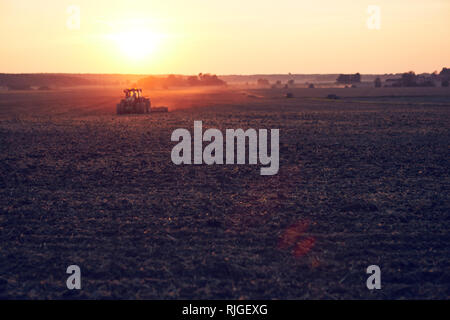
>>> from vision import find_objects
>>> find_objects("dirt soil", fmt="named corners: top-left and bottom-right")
top-left (0, 87), bottom-right (449, 299)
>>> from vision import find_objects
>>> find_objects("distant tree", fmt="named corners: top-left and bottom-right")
top-left (308, 83), bottom-right (315, 89)
top-left (187, 75), bottom-right (200, 86)
top-left (439, 68), bottom-right (450, 82)
top-left (427, 81), bottom-right (436, 87)
top-left (374, 77), bottom-right (382, 88)
top-left (257, 78), bottom-right (270, 87)
top-left (439, 67), bottom-right (450, 76)
top-left (337, 73), bottom-right (361, 84)
top-left (198, 73), bottom-right (226, 86)
top-left (7, 84), bottom-right (32, 90)
top-left (166, 74), bottom-right (184, 87)
top-left (401, 71), bottom-right (417, 87)
top-left (137, 73), bottom-right (225, 89)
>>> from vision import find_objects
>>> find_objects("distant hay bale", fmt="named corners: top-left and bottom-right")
top-left (285, 92), bottom-right (294, 98)
top-left (308, 84), bottom-right (315, 89)
top-left (326, 94), bottom-right (340, 100)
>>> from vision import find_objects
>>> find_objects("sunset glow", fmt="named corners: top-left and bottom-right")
top-left (0, 0), bottom-right (449, 74)
top-left (108, 30), bottom-right (164, 61)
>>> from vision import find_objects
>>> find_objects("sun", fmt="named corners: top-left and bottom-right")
top-left (111, 30), bottom-right (163, 61)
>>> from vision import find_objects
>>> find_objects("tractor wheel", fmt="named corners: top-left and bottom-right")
top-left (117, 102), bottom-right (127, 115)
top-left (140, 103), bottom-right (145, 114)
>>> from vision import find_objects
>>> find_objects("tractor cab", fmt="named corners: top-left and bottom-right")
top-left (124, 88), bottom-right (143, 101)
top-left (117, 88), bottom-right (151, 114)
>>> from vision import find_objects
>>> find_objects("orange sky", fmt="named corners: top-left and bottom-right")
top-left (0, 0), bottom-right (449, 74)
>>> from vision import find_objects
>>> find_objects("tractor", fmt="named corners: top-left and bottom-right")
top-left (116, 88), bottom-right (151, 115)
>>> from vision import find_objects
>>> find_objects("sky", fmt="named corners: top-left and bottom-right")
top-left (0, 0), bottom-right (449, 74)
